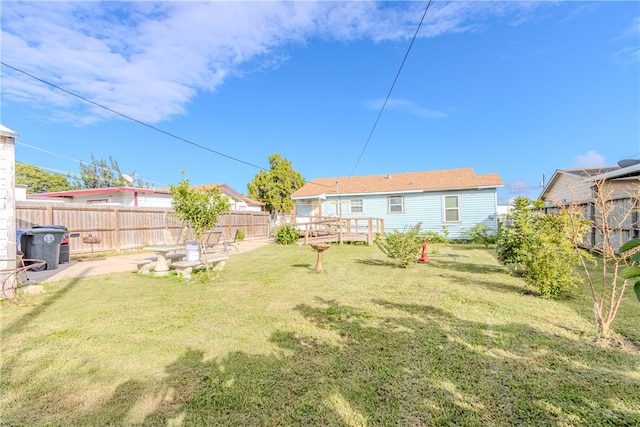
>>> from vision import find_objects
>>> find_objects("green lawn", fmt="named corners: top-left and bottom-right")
top-left (1, 244), bottom-right (639, 426)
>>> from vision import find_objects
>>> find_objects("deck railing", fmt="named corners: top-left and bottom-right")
top-left (277, 215), bottom-right (384, 245)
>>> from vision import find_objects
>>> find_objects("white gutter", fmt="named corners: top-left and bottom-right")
top-left (293, 186), bottom-right (501, 199)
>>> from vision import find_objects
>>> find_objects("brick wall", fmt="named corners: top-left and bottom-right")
top-left (0, 125), bottom-right (18, 297)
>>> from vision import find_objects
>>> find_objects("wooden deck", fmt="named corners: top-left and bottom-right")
top-left (300, 232), bottom-right (371, 245)
top-left (279, 216), bottom-right (384, 245)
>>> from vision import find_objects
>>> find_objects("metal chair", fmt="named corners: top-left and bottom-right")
top-left (204, 231), bottom-right (223, 252)
top-left (222, 230), bottom-right (240, 253)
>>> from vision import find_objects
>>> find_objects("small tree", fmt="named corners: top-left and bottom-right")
top-left (375, 223), bottom-right (423, 268)
top-left (562, 177), bottom-right (639, 339)
top-left (78, 154), bottom-right (126, 188)
top-left (247, 153), bottom-right (305, 214)
top-left (496, 197), bottom-right (534, 268)
top-left (170, 178), bottom-right (230, 277)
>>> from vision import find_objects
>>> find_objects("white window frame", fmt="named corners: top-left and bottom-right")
top-left (388, 195), bottom-right (404, 213)
top-left (443, 195), bottom-right (460, 222)
top-left (350, 199), bottom-right (363, 214)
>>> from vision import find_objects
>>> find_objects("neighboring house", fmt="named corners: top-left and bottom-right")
top-left (291, 168), bottom-right (504, 239)
top-left (190, 183), bottom-right (264, 212)
top-left (28, 183), bottom-right (264, 211)
top-left (538, 166), bottom-right (620, 206)
top-left (28, 186), bottom-right (174, 207)
top-left (496, 204), bottom-right (513, 222)
top-left (15, 184), bottom-right (27, 201)
top-left (538, 161), bottom-right (640, 250)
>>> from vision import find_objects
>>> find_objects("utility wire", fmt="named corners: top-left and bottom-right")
top-left (16, 141), bottom-right (168, 186)
top-left (2, 61), bottom-right (335, 193)
top-left (16, 160), bottom-right (84, 183)
top-left (1, 61), bottom-right (267, 172)
top-left (3, 0), bottom-right (433, 195)
top-left (347, 0), bottom-right (433, 181)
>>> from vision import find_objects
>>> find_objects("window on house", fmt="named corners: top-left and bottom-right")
top-left (350, 199), bottom-right (363, 214)
top-left (389, 196), bottom-right (404, 213)
top-left (444, 195), bottom-right (460, 222)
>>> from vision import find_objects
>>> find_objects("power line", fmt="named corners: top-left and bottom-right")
top-left (348, 0), bottom-right (433, 180)
top-left (2, 0), bottom-right (432, 196)
top-left (1, 61), bottom-right (268, 172)
top-left (16, 141), bottom-right (168, 187)
top-left (16, 161), bottom-right (84, 182)
top-left (3, 61), bottom-right (334, 194)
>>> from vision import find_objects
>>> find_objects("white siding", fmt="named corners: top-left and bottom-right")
top-left (136, 193), bottom-right (173, 208)
top-left (69, 192), bottom-right (173, 208)
top-left (545, 173), bottom-right (593, 204)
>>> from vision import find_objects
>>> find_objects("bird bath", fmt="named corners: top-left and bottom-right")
top-left (310, 243), bottom-right (331, 271)
top-left (81, 234), bottom-right (103, 261)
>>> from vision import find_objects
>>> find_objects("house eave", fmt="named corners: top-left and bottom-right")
top-left (29, 187), bottom-right (163, 198)
top-left (293, 185), bottom-right (501, 200)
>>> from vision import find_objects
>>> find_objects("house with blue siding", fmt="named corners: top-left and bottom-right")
top-left (291, 168), bottom-right (503, 239)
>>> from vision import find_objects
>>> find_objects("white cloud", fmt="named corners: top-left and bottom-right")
top-left (575, 150), bottom-right (607, 168)
top-left (363, 98), bottom-right (448, 119)
top-left (620, 16), bottom-right (640, 39)
top-left (1, 1), bottom-right (548, 124)
top-left (612, 46), bottom-right (640, 65)
top-left (612, 17), bottom-right (640, 65)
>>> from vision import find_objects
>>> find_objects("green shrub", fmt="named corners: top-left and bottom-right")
top-left (497, 196), bottom-right (580, 299)
top-left (468, 223), bottom-right (497, 248)
top-left (375, 223), bottom-right (423, 268)
top-left (275, 225), bottom-right (300, 245)
top-left (236, 230), bottom-right (245, 241)
top-left (522, 212), bottom-right (581, 298)
top-left (441, 225), bottom-right (450, 243)
top-left (419, 231), bottom-right (446, 244)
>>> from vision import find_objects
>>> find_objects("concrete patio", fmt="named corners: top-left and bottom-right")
top-left (20, 237), bottom-right (274, 284)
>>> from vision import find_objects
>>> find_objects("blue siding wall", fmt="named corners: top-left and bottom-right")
top-left (319, 189), bottom-right (498, 239)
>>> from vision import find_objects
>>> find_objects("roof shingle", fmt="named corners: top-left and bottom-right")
top-left (292, 168), bottom-right (503, 198)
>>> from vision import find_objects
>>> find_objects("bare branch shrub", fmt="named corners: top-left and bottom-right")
top-left (558, 175), bottom-right (639, 339)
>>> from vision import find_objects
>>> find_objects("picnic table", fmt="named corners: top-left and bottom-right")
top-left (142, 244), bottom-right (185, 276)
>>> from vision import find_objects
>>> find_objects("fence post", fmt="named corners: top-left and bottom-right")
top-left (114, 207), bottom-right (121, 251)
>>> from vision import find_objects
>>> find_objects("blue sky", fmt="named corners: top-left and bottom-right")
top-left (2, 1), bottom-right (638, 205)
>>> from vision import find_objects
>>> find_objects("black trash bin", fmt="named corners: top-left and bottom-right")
top-left (33, 225), bottom-right (70, 264)
top-left (21, 228), bottom-right (66, 270)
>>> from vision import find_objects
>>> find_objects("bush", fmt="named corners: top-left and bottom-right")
top-left (236, 230), bottom-right (245, 241)
top-left (497, 197), bottom-right (580, 299)
top-left (375, 223), bottom-right (423, 268)
top-left (419, 231), bottom-right (446, 244)
top-left (275, 225), bottom-right (300, 245)
top-left (469, 223), bottom-right (497, 248)
top-left (519, 212), bottom-right (580, 298)
top-left (441, 226), bottom-right (450, 243)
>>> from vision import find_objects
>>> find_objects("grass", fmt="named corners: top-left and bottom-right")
top-left (1, 243), bottom-right (639, 426)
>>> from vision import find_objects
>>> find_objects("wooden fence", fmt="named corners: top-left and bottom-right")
top-left (16, 201), bottom-right (270, 256)
top-left (542, 196), bottom-right (638, 252)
